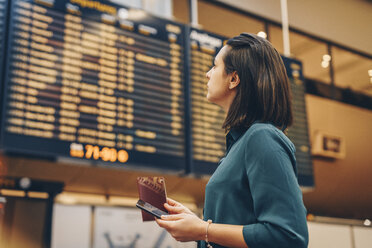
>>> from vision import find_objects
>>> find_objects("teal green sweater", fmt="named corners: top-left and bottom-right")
top-left (199, 122), bottom-right (308, 248)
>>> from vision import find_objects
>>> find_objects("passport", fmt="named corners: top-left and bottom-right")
top-left (136, 177), bottom-right (167, 221)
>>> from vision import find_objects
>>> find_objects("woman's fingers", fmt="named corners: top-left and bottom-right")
top-left (165, 198), bottom-right (195, 215)
top-left (161, 213), bottom-right (184, 221)
top-left (155, 214), bottom-right (183, 229)
top-left (155, 218), bottom-right (170, 228)
top-left (155, 213), bottom-right (206, 242)
top-left (164, 203), bottom-right (184, 213)
top-left (166, 197), bottom-right (180, 206)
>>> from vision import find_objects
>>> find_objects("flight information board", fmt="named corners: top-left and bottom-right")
top-left (0, 0), bottom-right (186, 171)
top-left (0, 0), bottom-right (314, 186)
top-left (0, 0), bottom-right (8, 95)
top-left (283, 57), bottom-right (314, 187)
top-left (188, 28), bottom-right (227, 174)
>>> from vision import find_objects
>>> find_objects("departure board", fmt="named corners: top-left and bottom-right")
top-left (0, 0), bottom-right (8, 94)
top-left (188, 28), bottom-right (227, 174)
top-left (0, 0), bottom-right (186, 171)
top-left (283, 57), bottom-right (314, 187)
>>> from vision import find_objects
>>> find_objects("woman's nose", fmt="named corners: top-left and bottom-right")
top-left (206, 69), bottom-right (211, 79)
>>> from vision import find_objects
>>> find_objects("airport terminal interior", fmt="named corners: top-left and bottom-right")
top-left (0, 0), bottom-right (371, 247)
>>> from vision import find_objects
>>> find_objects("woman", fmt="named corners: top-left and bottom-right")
top-left (155, 33), bottom-right (309, 248)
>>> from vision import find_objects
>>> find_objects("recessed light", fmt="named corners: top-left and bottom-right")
top-left (323, 54), bottom-right (331, 62)
top-left (321, 61), bottom-right (329, 68)
top-left (364, 219), bottom-right (371, 226)
top-left (257, 31), bottom-right (267, 39)
top-left (118, 8), bottom-right (129, 19)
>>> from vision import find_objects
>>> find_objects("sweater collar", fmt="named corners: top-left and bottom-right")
top-left (226, 127), bottom-right (246, 153)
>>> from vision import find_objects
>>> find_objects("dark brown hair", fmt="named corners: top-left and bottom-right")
top-left (222, 33), bottom-right (293, 132)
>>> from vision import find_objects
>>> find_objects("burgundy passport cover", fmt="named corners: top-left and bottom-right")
top-left (137, 177), bottom-right (167, 221)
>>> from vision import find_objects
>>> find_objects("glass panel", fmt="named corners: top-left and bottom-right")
top-left (268, 25), bottom-right (284, 54)
top-left (269, 25), bottom-right (331, 84)
top-left (332, 46), bottom-right (372, 97)
top-left (111, 0), bottom-right (173, 19)
top-left (172, 0), bottom-right (189, 23)
top-left (110, 0), bottom-right (141, 8)
top-left (143, 0), bottom-right (173, 19)
top-left (198, 1), bottom-right (265, 38)
top-left (290, 32), bottom-right (331, 84)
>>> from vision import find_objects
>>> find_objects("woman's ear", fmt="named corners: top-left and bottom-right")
top-left (229, 71), bottom-right (240, 89)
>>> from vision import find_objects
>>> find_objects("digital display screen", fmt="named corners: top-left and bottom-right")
top-left (283, 57), bottom-right (314, 187)
top-left (0, 0), bottom-right (186, 171)
top-left (0, 0), bottom-right (313, 186)
top-left (0, 0), bottom-right (8, 93)
top-left (188, 28), bottom-right (227, 174)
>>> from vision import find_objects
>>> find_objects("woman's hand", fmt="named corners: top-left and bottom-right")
top-left (163, 198), bottom-right (195, 215)
top-left (155, 198), bottom-right (206, 242)
top-left (155, 213), bottom-right (207, 242)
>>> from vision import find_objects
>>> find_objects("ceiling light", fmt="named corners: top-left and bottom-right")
top-left (257, 31), bottom-right (267, 39)
top-left (321, 61), bottom-right (329, 68)
top-left (128, 9), bottom-right (146, 20)
top-left (118, 8), bottom-right (129, 19)
top-left (0, 189), bottom-right (26, 197)
top-left (368, 69), bottom-right (372, 77)
top-left (28, 191), bottom-right (49, 199)
top-left (323, 54), bottom-right (331, 62)
top-left (19, 177), bottom-right (31, 189)
top-left (56, 194), bottom-right (77, 205)
top-left (364, 219), bottom-right (371, 226)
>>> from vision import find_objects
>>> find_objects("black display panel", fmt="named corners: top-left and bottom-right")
top-left (0, 0), bottom-right (9, 93)
top-left (0, 0), bottom-right (186, 171)
top-left (188, 28), bottom-right (227, 174)
top-left (283, 57), bottom-right (314, 187)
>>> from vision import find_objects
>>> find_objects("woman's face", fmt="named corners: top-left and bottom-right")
top-left (206, 46), bottom-right (233, 109)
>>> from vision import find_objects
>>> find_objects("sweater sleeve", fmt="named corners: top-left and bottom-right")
top-left (242, 129), bottom-right (309, 248)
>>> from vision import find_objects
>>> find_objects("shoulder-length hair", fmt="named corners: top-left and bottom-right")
top-left (222, 33), bottom-right (293, 132)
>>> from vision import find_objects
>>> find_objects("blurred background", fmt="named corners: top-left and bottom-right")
top-left (0, 0), bottom-right (371, 247)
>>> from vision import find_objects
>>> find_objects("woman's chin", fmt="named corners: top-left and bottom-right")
top-left (207, 94), bottom-right (219, 104)
top-left (206, 94), bottom-right (212, 103)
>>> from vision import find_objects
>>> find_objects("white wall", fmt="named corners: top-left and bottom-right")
top-left (52, 204), bottom-right (196, 248)
top-left (52, 204), bottom-right (92, 248)
top-left (353, 226), bottom-right (372, 248)
top-left (93, 206), bottom-right (196, 248)
top-left (308, 222), bottom-right (372, 248)
top-left (308, 222), bottom-right (352, 248)
top-left (52, 204), bottom-right (372, 248)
